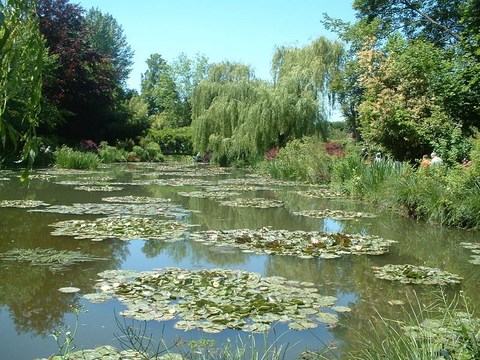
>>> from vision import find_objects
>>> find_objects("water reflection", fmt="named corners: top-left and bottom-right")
top-left (0, 164), bottom-right (478, 359)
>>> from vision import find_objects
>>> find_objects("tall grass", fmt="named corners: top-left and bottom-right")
top-left (263, 137), bottom-right (334, 183)
top-left (98, 142), bottom-right (128, 163)
top-left (54, 146), bottom-right (100, 169)
top-left (350, 291), bottom-right (480, 360)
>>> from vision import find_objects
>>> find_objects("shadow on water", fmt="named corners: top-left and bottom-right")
top-left (0, 164), bottom-right (478, 359)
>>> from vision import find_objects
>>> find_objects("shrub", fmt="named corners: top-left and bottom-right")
top-left (54, 146), bottom-right (100, 169)
top-left (147, 127), bottom-right (193, 155)
top-left (264, 137), bottom-right (333, 183)
top-left (98, 142), bottom-right (128, 163)
top-left (78, 140), bottom-right (99, 153)
top-left (128, 142), bottom-right (164, 162)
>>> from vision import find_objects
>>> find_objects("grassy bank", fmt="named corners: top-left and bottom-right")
top-left (262, 136), bottom-right (480, 230)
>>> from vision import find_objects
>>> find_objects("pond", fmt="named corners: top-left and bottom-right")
top-left (0, 162), bottom-right (478, 359)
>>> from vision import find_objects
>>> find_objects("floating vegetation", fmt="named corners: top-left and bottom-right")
top-left (372, 264), bottom-right (462, 285)
top-left (460, 242), bottom-right (480, 265)
top-left (30, 202), bottom-right (189, 218)
top-left (218, 198), bottom-right (285, 209)
top-left (204, 184), bottom-right (275, 192)
top-left (0, 200), bottom-right (49, 208)
top-left (58, 287), bottom-right (81, 293)
top-left (189, 228), bottom-right (395, 259)
top-left (177, 190), bottom-right (241, 199)
top-left (36, 345), bottom-right (163, 360)
top-left (84, 268), bottom-right (344, 333)
top-left (130, 178), bottom-right (214, 187)
top-left (0, 248), bottom-right (106, 272)
top-left (50, 216), bottom-right (191, 242)
top-left (218, 177), bottom-right (298, 187)
top-left (293, 209), bottom-right (377, 220)
top-left (102, 195), bottom-right (172, 204)
top-left (296, 188), bottom-right (343, 199)
top-left (74, 185), bottom-right (124, 192)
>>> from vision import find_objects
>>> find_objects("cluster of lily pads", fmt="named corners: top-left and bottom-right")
top-left (84, 268), bottom-right (349, 333)
top-left (74, 185), bottom-right (124, 192)
top-left (31, 201), bottom-right (190, 218)
top-left (296, 189), bottom-right (343, 199)
top-left (0, 200), bottom-right (49, 208)
top-left (461, 242), bottom-right (480, 265)
top-left (371, 264), bottom-right (462, 285)
top-left (177, 190), bottom-right (241, 200)
top-left (0, 248), bottom-right (106, 272)
top-left (50, 216), bottom-right (192, 242)
top-left (218, 198), bottom-right (285, 209)
top-left (36, 345), bottom-right (177, 360)
top-left (292, 209), bottom-right (377, 220)
top-left (189, 228), bottom-right (396, 259)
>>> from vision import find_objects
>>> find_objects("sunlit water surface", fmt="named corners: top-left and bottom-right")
top-left (0, 163), bottom-right (478, 359)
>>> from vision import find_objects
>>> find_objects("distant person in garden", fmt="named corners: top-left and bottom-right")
top-left (420, 154), bottom-right (430, 167)
top-left (374, 152), bottom-right (382, 163)
top-left (430, 152), bottom-right (443, 165)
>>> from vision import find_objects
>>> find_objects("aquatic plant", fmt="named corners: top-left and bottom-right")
top-left (0, 248), bottom-right (106, 272)
top-left (189, 228), bottom-right (395, 259)
top-left (0, 200), bottom-right (49, 208)
top-left (293, 209), bottom-right (377, 220)
top-left (349, 291), bottom-right (480, 360)
top-left (296, 188), bottom-right (343, 199)
top-left (218, 198), bottom-right (285, 209)
top-left (84, 268), bottom-right (346, 333)
top-left (74, 185), bottom-right (123, 192)
top-left (50, 216), bottom-right (191, 242)
top-left (31, 201), bottom-right (189, 218)
top-left (461, 242), bottom-right (480, 265)
top-left (177, 190), bottom-right (241, 199)
top-left (372, 264), bottom-right (462, 285)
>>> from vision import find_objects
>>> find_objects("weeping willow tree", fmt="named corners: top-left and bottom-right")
top-left (191, 37), bottom-right (344, 165)
top-left (0, 0), bottom-right (44, 170)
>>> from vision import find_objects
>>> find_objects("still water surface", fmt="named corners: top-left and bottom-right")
top-left (0, 163), bottom-right (478, 359)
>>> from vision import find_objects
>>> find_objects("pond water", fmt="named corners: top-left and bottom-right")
top-left (0, 162), bottom-right (478, 359)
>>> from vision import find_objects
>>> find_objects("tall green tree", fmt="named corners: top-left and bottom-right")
top-left (84, 8), bottom-right (134, 89)
top-left (37, 0), bottom-right (129, 143)
top-left (191, 36), bottom-right (343, 167)
top-left (0, 0), bottom-right (44, 167)
top-left (352, 0), bottom-right (465, 46)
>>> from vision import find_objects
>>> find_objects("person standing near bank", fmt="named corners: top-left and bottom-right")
top-left (430, 152), bottom-right (443, 165)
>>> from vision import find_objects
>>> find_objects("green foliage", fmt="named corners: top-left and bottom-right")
top-left (98, 141), bottom-right (128, 163)
top-left (147, 127), bottom-right (192, 155)
top-left (263, 137), bottom-right (333, 183)
top-left (85, 7), bottom-right (134, 87)
top-left (192, 38), bottom-right (344, 166)
top-left (351, 291), bottom-right (480, 360)
top-left (0, 0), bottom-right (44, 168)
top-left (129, 142), bottom-right (164, 162)
top-left (54, 146), bottom-right (100, 169)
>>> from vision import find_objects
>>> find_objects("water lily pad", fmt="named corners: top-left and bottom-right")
top-left (218, 198), bottom-right (285, 208)
top-left (84, 268), bottom-right (343, 333)
top-left (102, 196), bottom-right (172, 204)
top-left (31, 201), bottom-right (190, 218)
top-left (189, 228), bottom-right (395, 259)
top-left (177, 191), bottom-right (241, 200)
top-left (460, 242), bottom-right (480, 265)
top-left (0, 248), bottom-right (106, 272)
top-left (58, 287), bottom-right (81, 293)
top-left (50, 216), bottom-right (191, 242)
top-left (293, 209), bottom-right (377, 220)
top-left (296, 188), bottom-right (343, 199)
top-left (74, 185), bottom-right (123, 192)
top-left (372, 264), bottom-right (462, 285)
top-left (0, 200), bottom-right (49, 208)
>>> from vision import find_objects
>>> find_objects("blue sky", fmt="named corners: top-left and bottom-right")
top-left (75, 0), bottom-right (356, 91)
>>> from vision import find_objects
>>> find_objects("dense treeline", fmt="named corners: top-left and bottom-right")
top-left (1, 0), bottom-right (480, 226)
